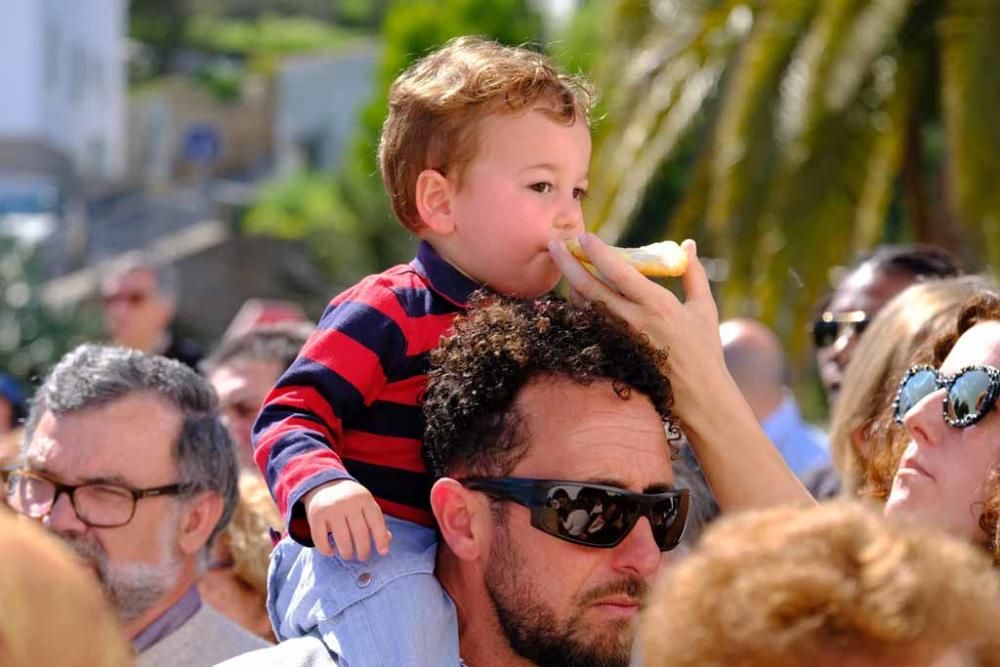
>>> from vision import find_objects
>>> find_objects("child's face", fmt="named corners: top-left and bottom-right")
top-left (442, 107), bottom-right (591, 297)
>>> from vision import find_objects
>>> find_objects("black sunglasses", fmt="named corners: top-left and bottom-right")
top-left (460, 477), bottom-right (688, 552)
top-left (811, 310), bottom-right (870, 349)
top-left (893, 364), bottom-right (1000, 428)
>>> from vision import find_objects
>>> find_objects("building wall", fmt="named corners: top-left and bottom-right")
top-left (40, 0), bottom-right (127, 179)
top-left (275, 42), bottom-right (377, 174)
top-left (0, 0), bottom-right (43, 137)
top-left (0, 0), bottom-right (126, 181)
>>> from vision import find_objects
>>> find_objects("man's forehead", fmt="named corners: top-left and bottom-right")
top-left (512, 378), bottom-right (674, 490)
top-left (102, 267), bottom-right (158, 293)
top-left (25, 397), bottom-right (181, 483)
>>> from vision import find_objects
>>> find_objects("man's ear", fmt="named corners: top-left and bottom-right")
top-left (176, 492), bottom-right (224, 556)
top-left (414, 169), bottom-right (456, 235)
top-left (430, 478), bottom-right (487, 562)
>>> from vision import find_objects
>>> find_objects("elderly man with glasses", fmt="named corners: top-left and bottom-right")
top-left (3, 344), bottom-right (268, 666)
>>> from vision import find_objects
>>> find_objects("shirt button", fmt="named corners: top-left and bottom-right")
top-left (357, 573), bottom-right (373, 588)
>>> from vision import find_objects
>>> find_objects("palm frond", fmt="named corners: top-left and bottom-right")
top-left (939, 0), bottom-right (1000, 269)
top-left (586, 1), bottom-right (753, 241)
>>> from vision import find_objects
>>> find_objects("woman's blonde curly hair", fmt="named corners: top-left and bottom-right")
top-left (641, 502), bottom-right (1000, 666)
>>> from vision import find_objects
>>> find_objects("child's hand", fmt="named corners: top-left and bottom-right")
top-left (303, 479), bottom-right (392, 560)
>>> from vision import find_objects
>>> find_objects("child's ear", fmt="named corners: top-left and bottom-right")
top-left (415, 169), bottom-right (456, 234)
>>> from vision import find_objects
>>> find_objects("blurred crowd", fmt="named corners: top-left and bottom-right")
top-left (2, 237), bottom-right (999, 667)
top-left (3, 33), bottom-right (1000, 667)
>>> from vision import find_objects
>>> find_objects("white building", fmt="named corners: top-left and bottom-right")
top-left (0, 0), bottom-right (127, 183)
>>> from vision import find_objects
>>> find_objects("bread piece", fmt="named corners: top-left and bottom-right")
top-left (565, 238), bottom-right (688, 277)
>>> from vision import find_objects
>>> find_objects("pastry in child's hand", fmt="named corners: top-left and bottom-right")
top-left (566, 238), bottom-right (689, 277)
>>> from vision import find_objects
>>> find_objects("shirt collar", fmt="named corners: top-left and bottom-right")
top-left (410, 241), bottom-right (483, 308)
top-left (132, 585), bottom-right (202, 654)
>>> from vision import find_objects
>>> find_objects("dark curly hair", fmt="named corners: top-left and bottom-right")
top-left (422, 294), bottom-right (675, 478)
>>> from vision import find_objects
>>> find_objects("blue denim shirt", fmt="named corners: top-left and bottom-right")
top-left (762, 396), bottom-right (830, 477)
top-left (268, 516), bottom-right (461, 667)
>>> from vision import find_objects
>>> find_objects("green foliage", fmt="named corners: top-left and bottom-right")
top-left (332, 0), bottom-right (390, 29)
top-left (185, 15), bottom-right (363, 56)
top-left (243, 172), bottom-right (381, 289)
top-left (0, 238), bottom-right (102, 382)
top-left (195, 61), bottom-right (245, 102)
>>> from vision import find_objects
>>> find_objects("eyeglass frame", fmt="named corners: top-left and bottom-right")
top-left (460, 476), bottom-right (689, 552)
top-left (810, 310), bottom-right (870, 349)
top-left (2, 468), bottom-right (191, 528)
top-left (892, 364), bottom-right (1000, 429)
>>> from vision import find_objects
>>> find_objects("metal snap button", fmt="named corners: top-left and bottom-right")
top-left (357, 572), bottom-right (373, 588)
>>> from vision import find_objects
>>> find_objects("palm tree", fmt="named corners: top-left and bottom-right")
top-left (584, 0), bottom-right (1000, 357)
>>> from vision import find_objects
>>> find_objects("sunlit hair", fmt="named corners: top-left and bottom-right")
top-left (378, 35), bottom-right (594, 232)
top-left (867, 290), bottom-right (1000, 563)
top-left (223, 473), bottom-right (281, 596)
top-left (0, 514), bottom-right (132, 666)
top-left (640, 502), bottom-right (1000, 666)
top-left (829, 276), bottom-right (997, 496)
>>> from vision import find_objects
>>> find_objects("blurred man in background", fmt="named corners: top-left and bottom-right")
top-left (721, 318), bottom-right (829, 478)
top-left (101, 255), bottom-right (204, 369)
top-left (813, 244), bottom-right (962, 407)
top-left (201, 323), bottom-right (312, 471)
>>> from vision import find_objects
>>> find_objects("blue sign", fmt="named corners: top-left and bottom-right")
top-left (183, 124), bottom-right (221, 165)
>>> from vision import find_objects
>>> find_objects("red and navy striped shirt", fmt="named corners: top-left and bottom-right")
top-left (253, 242), bottom-right (481, 545)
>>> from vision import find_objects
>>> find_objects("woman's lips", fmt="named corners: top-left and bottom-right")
top-left (897, 456), bottom-right (934, 480)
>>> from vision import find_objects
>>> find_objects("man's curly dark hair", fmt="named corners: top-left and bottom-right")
top-left (422, 293), bottom-right (676, 478)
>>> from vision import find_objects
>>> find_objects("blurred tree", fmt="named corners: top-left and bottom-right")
top-left (130, 0), bottom-right (195, 75)
top-left (331, 0), bottom-right (390, 29)
top-left (0, 238), bottom-right (102, 384)
top-left (585, 0), bottom-right (1000, 361)
top-left (245, 0), bottom-right (544, 282)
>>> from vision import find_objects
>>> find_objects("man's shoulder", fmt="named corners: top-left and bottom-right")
top-left (215, 636), bottom-right (337, 667)
top-left (138, 604), bottom-right (270, 667)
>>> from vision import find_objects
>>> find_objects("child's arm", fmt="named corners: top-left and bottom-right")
top-left (252, 284), bottom-right (409, 548)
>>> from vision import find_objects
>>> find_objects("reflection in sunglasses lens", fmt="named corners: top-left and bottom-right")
top-left (947, 370), bottom-right (991, 422)
top-left (898, 369), bottom-right (938, 420)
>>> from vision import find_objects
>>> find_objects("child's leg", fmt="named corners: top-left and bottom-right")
top-left (268, 516), bottom-right (460, 667)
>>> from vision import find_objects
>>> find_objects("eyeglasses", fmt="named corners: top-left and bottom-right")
top-left (2, 469), bottom-right (189, 528)
top-left (460, 477), bottom-right (688, 551)
top-left (101, 291), bottom-right (151, 307)
top-left (893, 364), bottom-right (1000, 428)
top-left (811, 310), bottom-right (870, 349)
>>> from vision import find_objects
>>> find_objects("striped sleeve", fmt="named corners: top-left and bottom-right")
top-left (252, 281), bottom-right (411, 543)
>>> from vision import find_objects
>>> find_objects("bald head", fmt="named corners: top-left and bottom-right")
top-left (720, 318), bottom-right (786, 421)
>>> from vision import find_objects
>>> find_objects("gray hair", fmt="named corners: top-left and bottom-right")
top-left (24, 344), bottom-right (238, 545)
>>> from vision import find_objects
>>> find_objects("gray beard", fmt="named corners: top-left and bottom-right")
top-left (484, 513), bottom-right (640, 667)
top-left (59, 530), bottom-right (182, 625)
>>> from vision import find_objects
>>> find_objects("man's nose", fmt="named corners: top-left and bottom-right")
top-left (611, 516), bottom-right (662, 579)
top-left (43, 489), bottom-right (86, 534)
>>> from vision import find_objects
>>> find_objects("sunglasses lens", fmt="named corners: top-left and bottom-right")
top-left (896, 369), bottom-right (938, 421)
top-left (947, 369), bottom-right (993, 423)
top-left (812, 320), bottom-right (839, 348)
top-left (649, 493), bottom-right (688, 551)
top-left (542, 485), bottom-right (633, 547)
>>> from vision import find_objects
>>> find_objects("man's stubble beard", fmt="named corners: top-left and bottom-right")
top-left (58, 508), bottom-right (185, 625)
top-left (484, 508), bottom-right (645, 667)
